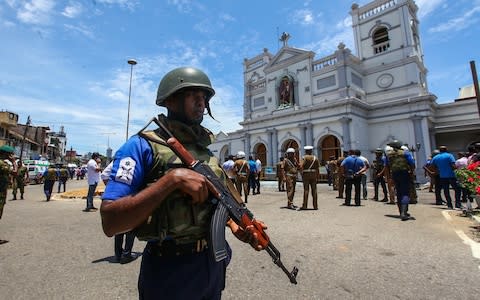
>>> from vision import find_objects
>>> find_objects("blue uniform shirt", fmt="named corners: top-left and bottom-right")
top-left (102, 135), bottom-right (154, 200)
top-left (341, 155), bottom-right (365, 173)
top-left (430, 152), bottom-right (455, 178)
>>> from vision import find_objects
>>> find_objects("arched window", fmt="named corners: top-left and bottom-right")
top-left (373, 27), bottom-right (390, 54)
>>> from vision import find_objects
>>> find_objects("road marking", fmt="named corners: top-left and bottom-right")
top-left (441, 210), bottom-right (452, 221)
top-left (442, 210), bottom-right (480, 270)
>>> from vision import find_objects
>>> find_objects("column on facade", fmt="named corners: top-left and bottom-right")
top-left (273, 129), bottom-right (278, 165)
top-left (300, 125), bottom-right (307, 155)
top-left (267, 129), bottom-right (274, 167)
top-left (306, 122), bottom-right (313, 147)
top-left (411, 115), bottom-right (427, 182)
top-left (339, 117), bottom-right (352, 150)
top-left (245, 133), bottom-right (251, 157)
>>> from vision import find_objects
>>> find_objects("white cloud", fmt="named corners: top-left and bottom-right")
top-left (62, 1), bottom-right (83, 18)
top-left (428, 5), bottom-right (480, 33)
top-left (415, 0), bottom-right (445, 19)
top-left (167, 0), bottom-right (205, 14)
top-left (17, 0), bottom-right (56, 25)
top-left (96, 0), bottom-right (138, 11)
top-left (291, 9), bottom-right (315, 25)
top-left (63, 23), bottom-right (95, 39)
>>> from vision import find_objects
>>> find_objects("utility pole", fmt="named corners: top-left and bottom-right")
top-left (126, 59), bottom-right (137, 141)
top-left (19, 115), bottom-right (31, 161)
top-left (470, 61), bottom-right (480, 118)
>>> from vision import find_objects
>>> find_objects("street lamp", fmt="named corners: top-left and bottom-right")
top-left (126, 59), bottom-right (137, 142)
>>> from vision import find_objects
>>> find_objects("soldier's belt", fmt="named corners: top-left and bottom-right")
top-left (287, 174), bottom-right (297, 177)
top-left (302, 170), bottom-right (316, 173)
top-left (238, 172), bottom-right (247, 176)
top-left (147, 238), bottom-right (208, 257)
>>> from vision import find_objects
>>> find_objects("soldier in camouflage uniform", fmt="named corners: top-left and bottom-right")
top-left (100, 67), bottom-right (266, 299)
top-left (371, 148), bottom-right (388, 202)
top-left (1, 145), bottom-right (16, 244)
top-left (300, 146), bottom-right (319, 210)
top-left (385, 140), bottom-right (415, 221)
top-left (57, 164), bottom-right (69, 193)
top-left (43, 165), bottom-right (57, 201)
top-left (327, 156), bottom-right (338, 190)
top-left (13, 160), bottom-right (28, 200)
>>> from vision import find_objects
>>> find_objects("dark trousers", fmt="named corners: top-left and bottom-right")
top-left (43, 180), bottom-right (55, 201)
top-left (434, 175), bottom-right (443, 204)
top-left (392, 170), bottom-right (411, 204)
top-left (345, 176), bottom-right (361, 205)
top-left (138, 242), bottom-right (230, 300)
top-left (373, 175), bottom-right (388, 200)
top-left (438, 177), bottom-right (461, 208)
top-left (57, 180), bottom-right (67, 193)
top-left (247, 173), bottom-right (257, 194)
top-left (115, 231), bottom-right (135, 259)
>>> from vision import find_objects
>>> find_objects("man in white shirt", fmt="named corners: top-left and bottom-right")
top-left (255, 157), bottom-right (262, 194)
top-left (85, 152), bottom-right (101, 212)
top-left (222, 155), bottom-right (236, 185)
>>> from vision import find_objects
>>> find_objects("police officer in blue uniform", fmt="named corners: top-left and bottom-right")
top-left (100, 67), bottom-right (266, 299)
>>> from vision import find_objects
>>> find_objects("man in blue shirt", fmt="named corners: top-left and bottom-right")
top-left (340, 150), bottom-right (367, 206)
top-left (247, 156), bottom-right (257, 196)
top-left (100, 67), bottom-right (266, 299)
top-left (431, 145), bottom-right (461, 209)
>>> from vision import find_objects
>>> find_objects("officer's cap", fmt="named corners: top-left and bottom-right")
top-left (236, 151), bottom-right (245, 159)
top-left (375, 148), bottom-right (383, 153)
top-left (286, 148), bottom-right (295, 153)
top-left (304, 145), bottom-right (313, 150)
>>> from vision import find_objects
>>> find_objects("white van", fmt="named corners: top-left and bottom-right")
top-left (24, 159), bottom-right (50, 184)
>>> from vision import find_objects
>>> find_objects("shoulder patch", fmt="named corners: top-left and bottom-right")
top-left (115, 157), bottom-right (136, 185)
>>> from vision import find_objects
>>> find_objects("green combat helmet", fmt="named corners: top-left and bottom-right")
top-left (156, 67), bottom-right (215, 107)
top-left (388, 140), bottom-right (403, 149)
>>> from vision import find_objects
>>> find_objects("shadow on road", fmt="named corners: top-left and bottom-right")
top-left (92, 252), bottom-right (143, 264)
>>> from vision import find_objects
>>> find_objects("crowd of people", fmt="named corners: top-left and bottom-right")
top-left (1, 65), bottom-right (479, 299)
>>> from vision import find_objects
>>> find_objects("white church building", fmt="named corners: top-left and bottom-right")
top-left (209, 0), bottom-right (480, 183)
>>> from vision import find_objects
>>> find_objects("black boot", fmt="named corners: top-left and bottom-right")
top-left (400, 204), bottom-right (409, 221)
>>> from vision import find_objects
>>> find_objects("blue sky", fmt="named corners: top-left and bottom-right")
top-left (1, 0), bottom-right (479, 155)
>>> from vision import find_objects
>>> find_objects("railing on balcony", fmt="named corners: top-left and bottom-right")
top-left (359, 0), bottom-right (396, 20)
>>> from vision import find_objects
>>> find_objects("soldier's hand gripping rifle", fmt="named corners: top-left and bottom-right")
top-left (156, 121), bottom-right (298, 284)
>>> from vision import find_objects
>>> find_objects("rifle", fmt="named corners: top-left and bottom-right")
top-left (155, 119), bottom-right (298, 284)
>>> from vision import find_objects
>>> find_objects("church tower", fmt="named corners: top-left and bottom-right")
top-left (350, 0), bottom-right (428, 104)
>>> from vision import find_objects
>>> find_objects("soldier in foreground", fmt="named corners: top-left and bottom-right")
top-left (100, 67), bottom-right (267, 299)
top-left (0, 145), bottom-right (16, 244)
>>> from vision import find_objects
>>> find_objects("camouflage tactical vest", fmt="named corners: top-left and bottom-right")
top-left (387, 149), bottom-right (408, 172)
top-left (0, 160), bottom-right (9, 193)
top-left (59, 168), bottom-right (69, 180)
top-left (133, 115), bottom-right (225, 244)
top-left (45, 169), bottom-right (57, 181)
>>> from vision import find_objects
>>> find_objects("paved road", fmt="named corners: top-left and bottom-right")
top-left (0, 180), bottom-right (479, 299)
